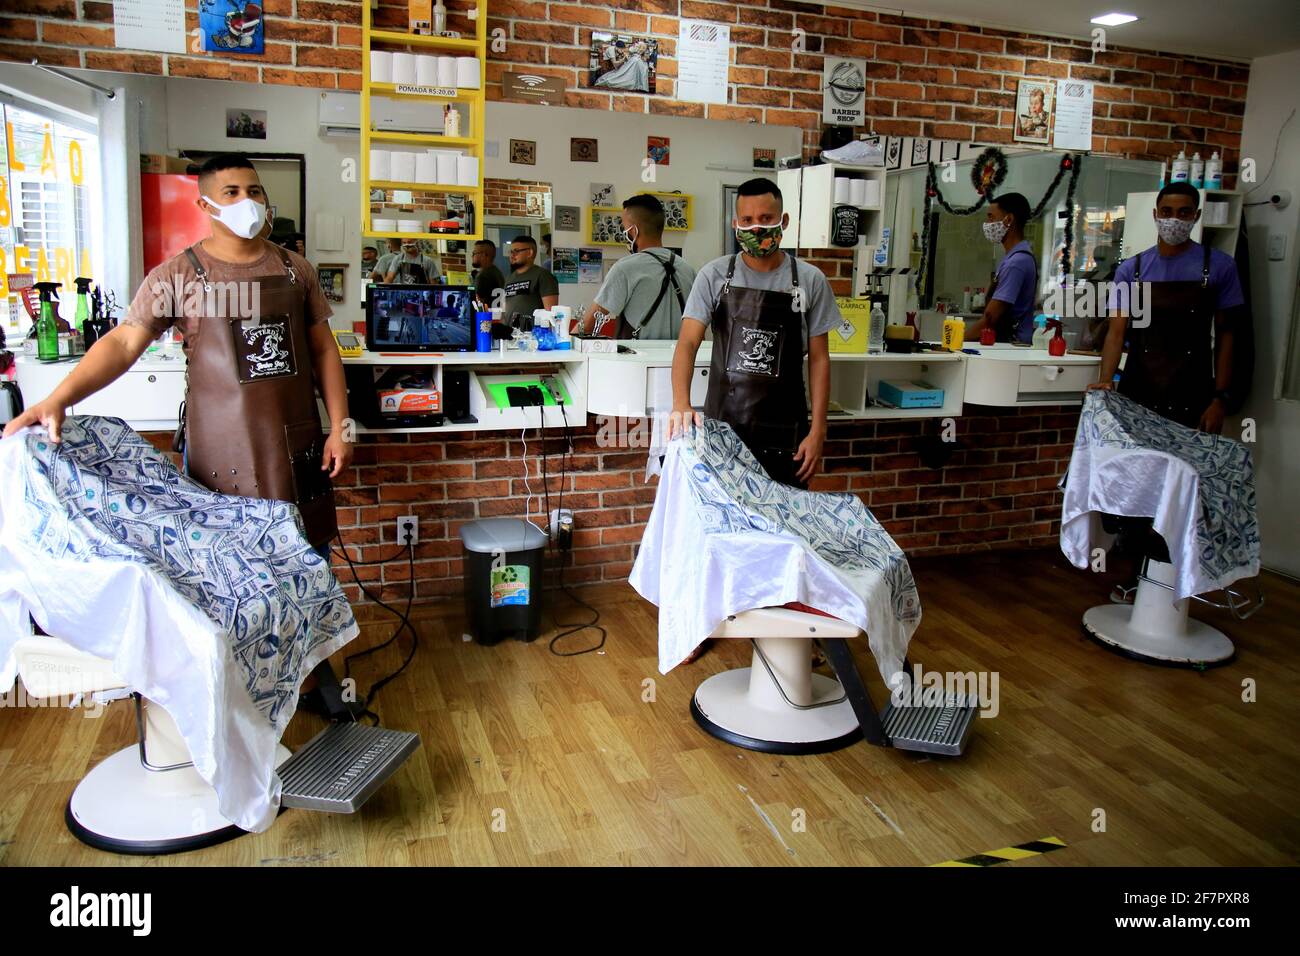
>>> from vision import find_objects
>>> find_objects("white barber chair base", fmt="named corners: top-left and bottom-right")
top-left (1083, 560), bottom-right (1235, 668)
top-left (66, 736), bottom-right (293, 856)
top-left (691, 610), bottom-right (865, 756)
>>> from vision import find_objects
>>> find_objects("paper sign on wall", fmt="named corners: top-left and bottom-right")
top-left (113, 0), bottom-right (186, 55)
top-left (1053, 79), bottom-right (1094, 151)
top-left (822, 58), bottom-right (867, 126)
top-left (677, 20), bottom-right (730, 105)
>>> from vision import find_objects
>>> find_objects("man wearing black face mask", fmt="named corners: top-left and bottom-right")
top-left (667, 177), bottom-right (836, 489)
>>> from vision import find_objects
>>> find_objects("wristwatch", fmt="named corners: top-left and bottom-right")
top-left (1214, 389), bottom-right (1231, 404)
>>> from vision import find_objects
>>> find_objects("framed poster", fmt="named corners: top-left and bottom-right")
top-left (885, 136), bottom-right (903, 171)
top-left (571, 137), bottom-right (599, 162)
top-left (910, 138), bottom-right (930, 166)
top-left (588, 206), bottom-right (625, 246)
top-left (317, 264), bottom-right (346, 304)
top-left (200, 0), bottom-right (263, 54)
top-left (589, 32), bottom-right (658, 94)
top-left (647, 135), bottom-right (670, 165)
top-left (509, 139), bottom-right (536, 165)
top-left (1014, 79), bottom-right (1054, 145)
top-left (555, 205), bottom-right (581, 231)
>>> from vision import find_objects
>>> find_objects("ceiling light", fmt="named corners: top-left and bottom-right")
top-left (1090, 13), bottom-right (1140, 26)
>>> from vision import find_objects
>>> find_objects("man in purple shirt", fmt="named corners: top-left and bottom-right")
top-left (1092, 181), bottom-right (1241, 433)
top-left (969, 192), bottom-right (1038, 344)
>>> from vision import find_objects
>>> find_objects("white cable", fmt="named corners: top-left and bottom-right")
top-left (519, 426), bottom-right (536, 526)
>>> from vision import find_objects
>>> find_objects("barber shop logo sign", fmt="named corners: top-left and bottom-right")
top-left (235, 320), bottom-right (295, 380)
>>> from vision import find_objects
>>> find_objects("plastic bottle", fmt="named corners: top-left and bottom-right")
top-left (1190, 152), bottom-right (1204, 188)
top-left (1170, 150), bottom-right (1190, 183)
top-left (34, 282), bottom-right (61, 362)
top-left (433, 0), bottom-right (447, 33)
top-left (979, 321), bottom-right (996, 347)
top-left (1048, 318), bottom-right (1067, 357)
top-left (868, 299), bottom-right (886, 354)
top-left (942, 316), bottom-right (965, 352)
top-left (1031, 315), bottom-right (1050, 349)
top-left (962, 286), bottom-right (972, 312)
top-left (1157, 161), bottom-right (1167, 189)
top-left (1205, 152), bottom-right (1223, 190)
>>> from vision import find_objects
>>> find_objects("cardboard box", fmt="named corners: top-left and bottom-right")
top-left (876, 379), bottom-right (944, 409)
top-left (379, 387), bottom-right (441, 415)
top-left (830, 297), bottom-right (870, 353)
top-left (140, 154), bottom-right (193, 175)
top-left (409, 0), bottom-right (431, 34)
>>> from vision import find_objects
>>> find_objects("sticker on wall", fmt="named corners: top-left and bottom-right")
top-left (553, 248), bottom-right (579, 283)
top-left (571, 137), bottom-right (599, 162)
top-left (490, 565), bottom-right (530, 607)
top-left (578, 247), bottom-right (604, 284)
top-left (589, 32), bottom-right (658, 95)
top-left (822, 57), bottom-right (866, 126)
top-left (554, 205), bottom-right (581, 232)
top-left (589, 182), bottom-right (615, 206)
top-left (509, 139), bottom-right (536, 165)
top-left (200, 0), bottom-right (265, 54)
top-left (647, 136), bottom-right (670, 166)
top-left (225, 108), bottom-right (266, 140)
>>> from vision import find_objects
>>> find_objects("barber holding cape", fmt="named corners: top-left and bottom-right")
top-left (666, 177), bottom-right (835, 489)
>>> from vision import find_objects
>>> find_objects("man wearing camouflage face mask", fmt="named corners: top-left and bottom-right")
top-left (1091, 181), bottom-right (1242, 432)
top-left (668, 177), bottom-right (837, 489)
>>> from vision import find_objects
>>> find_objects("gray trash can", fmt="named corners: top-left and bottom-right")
top-left (459, 518), bottom-right (547, 645)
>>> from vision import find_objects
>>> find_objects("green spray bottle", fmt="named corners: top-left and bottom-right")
top-left (74, 277), bottom-right (93, 340)
top-left (34, 281), bottom-right (62, 362)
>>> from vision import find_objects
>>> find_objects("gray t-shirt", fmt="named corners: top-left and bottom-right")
top-left (682, 252), bottom-right (840, 347)
top-left (503, 264), bottom-right (559, 321)
top-left (384, 253), bottom-right (441, 285)
top-left (594, 248), bottom-right (699, 340)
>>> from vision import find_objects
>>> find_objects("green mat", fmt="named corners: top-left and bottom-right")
top-left (484, 378), bottom-right (571, 409)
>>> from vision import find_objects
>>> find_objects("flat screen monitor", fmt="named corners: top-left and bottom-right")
top-left (365, 284), bottom-right (473, 352)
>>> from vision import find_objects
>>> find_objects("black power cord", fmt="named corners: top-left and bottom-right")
top-left (330, 526), bottom-right (419, 721)
top-left (546, 397), bottom-right (606, 656)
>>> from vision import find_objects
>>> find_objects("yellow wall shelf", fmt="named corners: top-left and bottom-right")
top-left (362, 2), bottom-right (486, 242)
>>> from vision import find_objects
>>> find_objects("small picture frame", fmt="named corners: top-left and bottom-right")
top-left (317, 264), bottom-right (346, 304)
top-left (509, 139), bottom-right (536, 165)
top-left (939, 141), bottom-right (961, 162)
top-left (910, 138), bottom-right (931, 166)
top-left (571, 137), bottom-right (599, 162)
top-left (588, 206), bottom-right (625, 246)
top-left (555, 205), bottom-right (581, 231)
top-left (885, 136), bottom-right (903, 171)
top-left (650, 192), bottom-right (691, 231)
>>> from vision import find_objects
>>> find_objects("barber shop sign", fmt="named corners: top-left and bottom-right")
top-left (822, 58), bottom-right (867, 126)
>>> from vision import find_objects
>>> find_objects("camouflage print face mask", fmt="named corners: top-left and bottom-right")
top-left (734, 222), bottom-right (783, 257)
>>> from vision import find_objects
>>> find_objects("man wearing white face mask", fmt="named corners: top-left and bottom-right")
top-left (5, 153), bottom-right (351, 555)
top-left (969, 192), bottom-right (1038, 344)
top-left (668, 177), bottom-right (835, 490)
top-left (584, 194), bottom-right (697, 339)
top-left (1091, 181), bottom-right (1241, 432)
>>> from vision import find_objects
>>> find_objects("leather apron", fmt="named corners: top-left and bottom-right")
top-left (987, 247), bottom-right (1037, 343)
top-left (615, 250), bottom-right (687, 340)
top-left (181, 243), bottom-right (338, 547)
top-left (1118, 244), bottom-right (1216, 429)
top-left (702, 253), bottom-right (809, 487)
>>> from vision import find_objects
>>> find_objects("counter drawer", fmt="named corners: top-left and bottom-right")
top-left (76, 368), bottom-right (186, 426)
top-left (1015, 362), bottom-right (1097, 401)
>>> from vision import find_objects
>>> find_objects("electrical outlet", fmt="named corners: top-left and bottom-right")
top-left (396, 516), bottom-right (418, 546)
top-left (549, 508), bottom-right (574, 548)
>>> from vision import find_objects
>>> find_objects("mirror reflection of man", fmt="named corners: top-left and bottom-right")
top-left (502, 236), bottom-right (559, 321)
top-left (470, 239), bottom-right (505, 311)
top-left (4, 153), bottom-right (352, 555)
top-left (968, 192), bottom-right (1038, 344)
top-left (667, 177), bottom-right (834, 490)
top-left (361, 243), bottom-right (379, 279)
top-left (583, 193), bottom-right (697, 340)
top-left (382, 240), bottom-right (441, 285)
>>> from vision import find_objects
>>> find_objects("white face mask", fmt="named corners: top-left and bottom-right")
top-left (982, 218), bottom-right (1010, 243)
top-left (621, 224), bottom-right (639, 254)
top-left (1155, 216), bottom-right (1196, 245)
top-left (203, 195), bottom-right (267, 240)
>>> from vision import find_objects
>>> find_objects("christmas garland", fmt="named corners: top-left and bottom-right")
top-left (914, 148), bottom-right (1083, 302)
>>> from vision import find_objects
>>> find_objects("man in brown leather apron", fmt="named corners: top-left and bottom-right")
top-left (1087, 181), bottom-right (1242, 599)
top-left (6, 154), bottom-right (352, 550)
top-left (668, 177), bottom-right (834, 490)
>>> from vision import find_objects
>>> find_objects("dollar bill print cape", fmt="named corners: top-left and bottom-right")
top-left (1060, 390), bottom-right (1260, 601)
top-left (0, 416), bottom-right (358, 832)
top-left (631, 418), bottom-right (921, 685)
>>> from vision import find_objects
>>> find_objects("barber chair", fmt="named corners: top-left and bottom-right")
top-left (690, 606), bottom-right (977, 757)
top-left (11, 625), bottom-right (418, 855)
top-left (1083, 521), bottom-right (1262, 667)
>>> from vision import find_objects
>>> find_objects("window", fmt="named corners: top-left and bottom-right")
top-left (1, 101), bottom-right (103, 336)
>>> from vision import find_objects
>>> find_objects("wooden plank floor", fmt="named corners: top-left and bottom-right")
top-left (2, 549), bottom-right (1297, 866)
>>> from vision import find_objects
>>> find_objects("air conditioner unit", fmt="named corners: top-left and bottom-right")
top-left (370, 94), bottom-right (443, 134)
top-left (318, 91), bottom-right (360, 137)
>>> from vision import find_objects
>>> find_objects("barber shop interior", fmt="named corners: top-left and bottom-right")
top-left (2, 0), bottom-right (1299, 889)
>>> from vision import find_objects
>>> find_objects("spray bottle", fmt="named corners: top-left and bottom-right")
top-left (34, 282), bottom-right (62, 362)
top-left (1047, 318), bottom-right (1067, 357)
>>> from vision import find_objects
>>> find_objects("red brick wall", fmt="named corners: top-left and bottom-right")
top-left (485, 178), bottom-right (552, 216)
